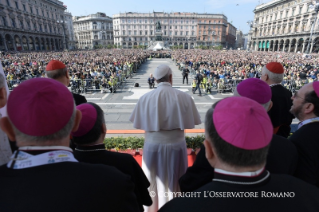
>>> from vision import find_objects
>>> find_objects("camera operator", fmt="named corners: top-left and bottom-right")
top-left (182, 65), bottom-right (190, 84)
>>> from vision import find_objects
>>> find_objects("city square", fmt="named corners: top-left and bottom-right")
top-left (0, 0), bottom-right (319, 211)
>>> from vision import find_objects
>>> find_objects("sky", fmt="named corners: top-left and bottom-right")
top-left (63, 0), bottom-right (272, 34)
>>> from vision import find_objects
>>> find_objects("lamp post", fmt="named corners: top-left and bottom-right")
top-left (100, 30), bottom-right (106, 48)
top-left (246, 20), bottom-right (256, 51)
top-left (306, 1), bottom-right (319, 53)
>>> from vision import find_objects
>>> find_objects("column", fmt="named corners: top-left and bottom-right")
top-left (188, 43), bottom-right (190, 49)
top-left (273, 44), bottom-right (276, 51)
top-left (294, 44), bottom-right (298, 53)
top-left (3, 37), bottom-right (8, 51)
top-left (288, 44), bottom-right (291, 52)
top-left (310, 43), bottom-right (314, 53)
top-left (301, 42), bottom-right (306, 53)
top-left (282, 42), bottom-right (286, 52)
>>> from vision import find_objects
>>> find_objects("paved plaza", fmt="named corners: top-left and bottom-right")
top-left (81, 58), bottom-right (298, 136)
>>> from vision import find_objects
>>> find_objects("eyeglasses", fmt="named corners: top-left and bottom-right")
top-left (293, 91), bottom-right (305, 100)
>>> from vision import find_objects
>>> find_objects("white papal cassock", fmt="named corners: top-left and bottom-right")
top-left (130, 82), bottom-right (201, 212)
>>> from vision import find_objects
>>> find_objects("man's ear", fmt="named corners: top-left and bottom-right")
top-left (0, 117), bottom-right (16, 141)
top-left (204, 139), bottom-right (214, 160)
top-left (71, 110), bottom-right (82, 132)
top-left (267, 101), bottom-right (273, 112)
top-left (102, 123), bottom-right (106, 134)
top-left (0, 87), bottom-right (7, 108)
top-left (305, 102), bottom-right (315, 115)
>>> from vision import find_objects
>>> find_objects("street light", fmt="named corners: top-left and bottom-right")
top-left (247, 20), bottom-right (256, 51)
top-left (306, 1), bottom-right (319, 53)
top-left (247, 20), bottom-right (256, 29)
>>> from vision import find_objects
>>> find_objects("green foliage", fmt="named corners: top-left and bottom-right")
top-left (103, 135), bottom-right (204, 150)
top-left (213, 45), bottom-right (223, 50)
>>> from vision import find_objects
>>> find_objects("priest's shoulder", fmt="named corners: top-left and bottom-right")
top-left (0, 161), bottom-right (131, 183)
top-left (104, 150), bottom-right (137, 162)
top-left (72, 93), bottom-right (87, 106)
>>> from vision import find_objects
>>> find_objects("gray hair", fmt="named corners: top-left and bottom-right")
top-left (233, 89), bottom-right (271, 111)
top-left (11, 107), bottom-right (76, 146)
top-left (0, 74), bottom-right (5, 89)
top-left (46, 68), bottom-right (67, 80)
top-left (262, 66), bottom-right (283, 83)
top-left (156, 72), bottom-right (171, 83)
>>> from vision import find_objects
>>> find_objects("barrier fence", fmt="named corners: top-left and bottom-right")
top-left (7, 76), bottom-right (310, 94)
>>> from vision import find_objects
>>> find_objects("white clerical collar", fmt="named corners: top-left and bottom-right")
top-left (8, 148), bottom-right (77, 169)
top-left (214, 167), bottom-right (265, 177)
top-left (269, 83), bottom-right (282, 87)
top-left (298, 117), bottom-right (319, 129)
top-left (19, 146), bottom-right (73, 152)
top-left (157, 82), bottom-right (172, 87)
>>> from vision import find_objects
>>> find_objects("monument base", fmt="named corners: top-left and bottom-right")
top-left (148, 41), bottom-right (169, 51)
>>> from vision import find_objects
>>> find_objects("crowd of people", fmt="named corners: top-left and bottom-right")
top-left (0, 49), bottom-right (319, 211)
top-left (3, 49), bottom-right (319, 94)
top-left (2, 49), bottom-right (150, 93)
top-left (173, 50), bottom-right (319, 93)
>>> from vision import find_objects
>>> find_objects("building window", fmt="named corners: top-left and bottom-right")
top-left (34, 23), bottom-right (37, 30)
top-left (6, 0), bottom-right (10, 6)
top-left (150, 30), bottom-right (153, 35)
top-left (39, 24), bottom-right (42, 32)
top-left (128, 31), bottom-right (131, 35)
top-left (140, 31), bottom-right (142, 35)
top-left (11, 18), bottom-right (16, 28)
top-left (181, 26), bottom-right (183, 29)
top-left (122, 30), bottom-right (125, 35)
top-left (292, 9), bottom-right (295, 16)
top-left (175, 31), bottom-right (177, 35)
top-left (134, 30), bottom-right (136, 35)
top-left (20, 20), bottom-right (23, 29)
top-left (145, 31), bottom-right (147, 35)
top-left (186, 31), bottom-right (188, 35)
top-left (30, 6), bottom-right (33, 13)
top-left (192, 31), bottom-right (194, 36)
top-left (170, 31), bottom-right (172, 35)
top-left (2, 17), bottom-right (7, 26)
top-left (15, 2), bottom-right (19, 9)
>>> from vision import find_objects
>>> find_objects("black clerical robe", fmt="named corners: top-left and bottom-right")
top-left (0, 151), bottom-right (139, 212)
top-left (161, 171), bottom-right (319, 212)
top-left (179, 135), bottom-right (298, 192)
top-left (74, 144), bottom-right (152, 211)
top-left (268, 85), bottom-right (294, 138)
top-left (72, 93), bottom-right (87, 106)
top-left (289, 122), bottom-right (319, 187)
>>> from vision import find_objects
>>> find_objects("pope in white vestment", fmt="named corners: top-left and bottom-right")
top-left (130, 64), bottom-right (201, 212)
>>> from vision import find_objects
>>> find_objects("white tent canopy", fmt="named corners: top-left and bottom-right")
top-left (153, 42), bottom-right (165, 51)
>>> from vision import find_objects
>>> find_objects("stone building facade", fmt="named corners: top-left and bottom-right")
top-left (226, 22), bottom-right (236, 49)
top-left (73, 12), bottom-right (113, 49)
top-left (249, 0), bottom-right (319, 53)
top-left (196, 14), bottom-right (228, 47)
top-left (113, 12), bottom-right (230, 49)
top-left (235, 30), bottom-right (244, 49)
top-left (64, 11), bottom-right (75, 49)
top-left (0, 0), bottom-right (67, 51)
